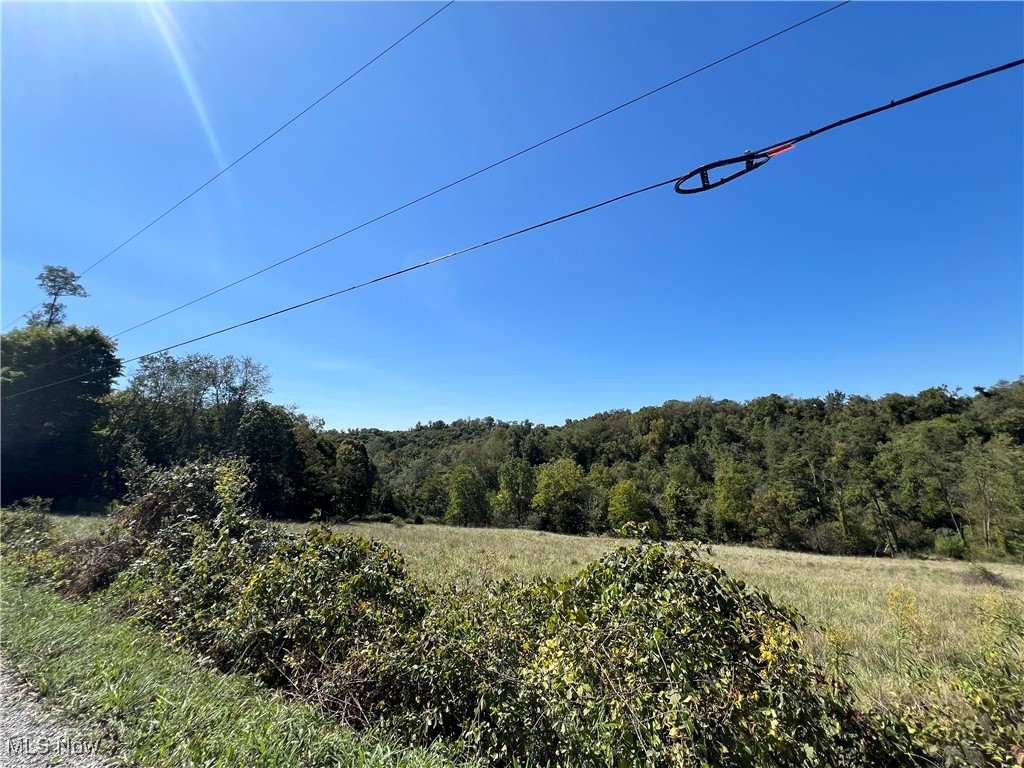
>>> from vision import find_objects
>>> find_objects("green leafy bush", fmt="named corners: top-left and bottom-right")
top-left (934, 532), bottom-right (967, 560)
top-left (124, 478), bottom-right (425, 698)
top-left (346, 541), bottom-right (903, 766)
top-left (1, 497), bottom-right (55, 553)
top-left (118, 457), bottom-right (255, 538)
top-left (222, 527), bottom-right (424, 690)
top-left (0, 498), bottom-right (59, 584)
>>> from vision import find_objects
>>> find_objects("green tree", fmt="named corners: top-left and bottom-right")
top-left (607, 479), bottom-right (661, 536)
top-left (961, 435), bottom-right (1024, 553)
top-left (335, 439), bottom-right (374, 518)
top-left (884, 417), bottom-right (969, 546)
top-left (1, 325), bottom-right (120, 501)
top-left (661, 477), bottom-right (701, 539)
top-left (25, 265), bottom-right (89, 328)
top-left (106, 352), bottom-right (270, 466)
top-left (235, 401), bottom-right (299, 517)
top-left (494, 458), bottom-right (535, 526)
top-left (289, 414), bottom-right (340, 517)
top-left (712, 458), bottom-right (757, 542)
top-left (969, 378), bottom-right (1024, 443)
top-left (446, 463), bottom-right (491, 527)
top-left (415, 474), bottom-right (449, 519)
top-left (532, 458), bottom-right (591, 534)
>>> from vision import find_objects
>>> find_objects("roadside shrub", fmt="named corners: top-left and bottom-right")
top-left (126, 505), bottom-right (280, 661)
top-left (118, 458), bottom-right (254, 539)
top-left (47, 534), bottom-right (137, 597)
top-left (346, 541), bottom-right (903, 766)
top-left (1, 498), bottom-right (59, 584)
top-left (934, 531), bottom-right (967, 560)
top-left (224, 527), bottom-right (425, 690)
top-left (1, 497), bottom-right (55, 553)
top-left (13, 460), bottom-right (260, 600)
top-left (127, 500), bottom-right (425, 698)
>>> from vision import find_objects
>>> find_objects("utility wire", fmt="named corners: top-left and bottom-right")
top-left (3, 176), bottom-right (678, 400)
top-left (676, 57), bottom-right (1024, 193)
top-left (5, 55), bottom-right (1020, 402)
top-left (753, 58), bottom-right (1024, 154)
top-left (0, 0), bottom-right (852, 378)
top-left (1, 1), bottom-right (453, 331)
top-left (107, 0), bottom-right (853, 338)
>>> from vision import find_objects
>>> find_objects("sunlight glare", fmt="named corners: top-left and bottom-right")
top-left (146, 2), bottom-right (228, 169)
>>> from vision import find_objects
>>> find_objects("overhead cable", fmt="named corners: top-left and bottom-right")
top-left (675, 57), bottom-right (1024, 194)
top-left (105, 1), bottom-right (853, 339)
top-left (2, 1), bottom-right (453, 331)
top-left (0, 1), bottom-right (852, 379)
top-left (5, 55), bottom-right (1020, 400)
top-left (2, 176), bottom-right (679, 401)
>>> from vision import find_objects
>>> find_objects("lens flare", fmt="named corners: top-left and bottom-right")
top-left (147, 2), bottom-right (227, 168)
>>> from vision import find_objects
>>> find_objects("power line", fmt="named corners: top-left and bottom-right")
top-left (1, 1), bottom-right (454, 331)
top-left (4, 56), bottom-right (1020, 402)
top-left (108, 1), bottom-right (852, 338)
top-left (3, 176), bottom-right (679, 401)
top-left (676, 57), bottom-right (1024, 194)
top-left (0, 0), bottom-right (852, 378)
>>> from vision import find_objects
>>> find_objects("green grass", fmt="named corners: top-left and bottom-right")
top-left (0, 579), bottom-right (467, 768)
top-left (43, 512), bottom-right (114, 541)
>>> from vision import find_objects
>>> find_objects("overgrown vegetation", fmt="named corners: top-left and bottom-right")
top-left (4, 458), bottom-right (1023, 765)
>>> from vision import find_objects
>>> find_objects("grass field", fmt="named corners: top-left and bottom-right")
top-left (46, 514), bottom-right (1024, 710)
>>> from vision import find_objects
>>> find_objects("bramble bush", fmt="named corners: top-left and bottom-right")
top-left (1, 497), bottom-right (59, 583)
top-left (344, 540), bottom-right (908, 766)
top-left (1, 497), bottom-right (56, 552)
top-left (120, 461), bottom-right (426, 702)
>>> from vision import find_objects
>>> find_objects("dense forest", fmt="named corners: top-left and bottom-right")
top-left (3, 268), bottom-right (1022, 559)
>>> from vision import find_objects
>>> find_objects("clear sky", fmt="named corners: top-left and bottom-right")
top-left (3, 1), bottom-right (1022, 431)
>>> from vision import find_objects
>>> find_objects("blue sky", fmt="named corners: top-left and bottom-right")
top-left (3, 2), bottom-right (1022, 430)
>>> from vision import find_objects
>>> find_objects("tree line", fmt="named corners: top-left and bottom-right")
top-left (3, 266), bottom-right (1022, 558)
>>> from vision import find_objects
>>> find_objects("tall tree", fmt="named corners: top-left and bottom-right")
top-left (446, 463), bottom-right (490, 527)
top-left (961, 435), bottom-right (1024, 552)
top-left (235, 400), bottom-right (300, 517)
top-left (882, 417), bottom-right (969, 545)
top-left (532, 458), bottom-right (591, 534)
top-left (712, 458), bottom-right (757, 542)
top-left (335, 438), bottom-right (374, 518)
top-left (26, 265), bottom-right (89, 329)
top-left (494, 458), bottom-right (536, 526)
top-left (607, 479), bottom-right (661, 536)
top-left (107, 352), bottom-right (269, 465)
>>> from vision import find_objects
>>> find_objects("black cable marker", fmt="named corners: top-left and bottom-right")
top-left (675, 58), bottom-right (1023, 194)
